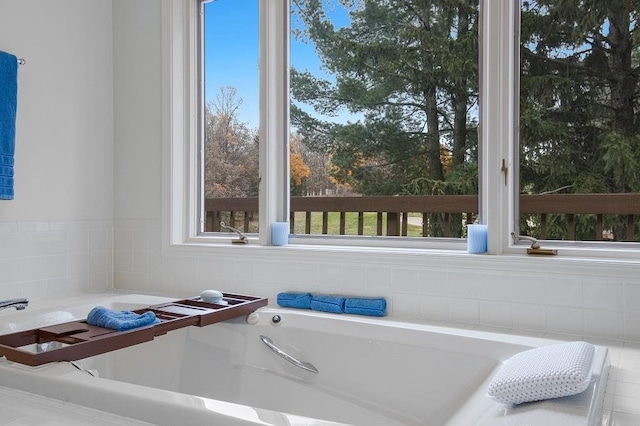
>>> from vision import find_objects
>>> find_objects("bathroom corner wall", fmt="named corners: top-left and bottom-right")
top-left (0, 0), bottom-right (115, 298)
top-left (0, 220), bottom-right (113, 300)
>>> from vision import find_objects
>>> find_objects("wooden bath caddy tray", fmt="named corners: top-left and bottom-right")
top-left (0, 293), bottom-right (267, 367)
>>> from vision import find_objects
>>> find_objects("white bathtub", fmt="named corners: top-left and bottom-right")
top-left (0, 294), bottom-right (610, 426)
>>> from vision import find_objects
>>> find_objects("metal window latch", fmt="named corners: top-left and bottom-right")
top-left (220, 222), bottom-right (248, 244)
top-left (510, 232), bottom-right (557, 255)
top-left (501, 159), bottom-right (508, 186)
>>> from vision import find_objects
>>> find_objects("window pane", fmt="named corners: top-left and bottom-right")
top-left (290, 0), bottom-right (480, 239)
top-left (201, 0), bottom-right (259, 234)
top-left (519, 1), bottom-right (640, 242)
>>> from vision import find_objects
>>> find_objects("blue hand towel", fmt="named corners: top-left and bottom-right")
top-left (310, 295), bottom-right (345, 314)
top-left (86, 306), bottom-right (159, 331)
top-left (277, 292), bottom-right (312, 309)
top-left (345, 298), bottom-right (387, 317)
top-left (0, 51), bottom-right (18, 200)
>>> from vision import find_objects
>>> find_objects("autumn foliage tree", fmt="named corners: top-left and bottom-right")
top-left (204, 87), bottom-right (314, 202)
top-left (290, 134), bottom-right (311, 195)
top-left (204, 87), bottom-right (259, 199)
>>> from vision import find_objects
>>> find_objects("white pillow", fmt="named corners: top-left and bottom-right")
top-left (487, 341), bottom-right (595, 405)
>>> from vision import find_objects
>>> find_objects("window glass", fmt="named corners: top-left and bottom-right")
top-left (201, 0), bottom-right (260, 235)
top-left (289, 0), bottom-right (480, 239)
top-left (519, 1), bottom-right (640, 242)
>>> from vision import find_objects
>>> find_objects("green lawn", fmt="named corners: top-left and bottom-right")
top-left (291, 211), bottom-right (424, 237)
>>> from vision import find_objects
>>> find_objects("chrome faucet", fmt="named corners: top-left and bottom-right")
top-left (0, 298), bottom-right (29, 311)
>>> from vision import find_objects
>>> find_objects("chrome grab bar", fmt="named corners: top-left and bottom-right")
top-left (260, 335), bottom-right (319, 374)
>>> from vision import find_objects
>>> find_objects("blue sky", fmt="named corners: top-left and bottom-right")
top-left (203, 0), bottom-right (353, 129)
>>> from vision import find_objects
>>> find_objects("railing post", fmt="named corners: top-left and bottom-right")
top-left (401, 212), bottom-right (408, 236)
top-left (387, 212), bottom-right (399, 236)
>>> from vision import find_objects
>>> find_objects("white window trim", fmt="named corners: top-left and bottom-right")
top-left (161, 0), bottom-right (640, 261)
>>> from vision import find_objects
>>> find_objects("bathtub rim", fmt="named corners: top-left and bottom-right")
top-left (0, 293), bottom-right (612, 426)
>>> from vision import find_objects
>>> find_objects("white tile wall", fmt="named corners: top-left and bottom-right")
top-left (0, 220), bottom-right (113, 301)
top-left (16, 218), bottom-right (622, 344)
top-left (2, 217), bottom-right (640, 423)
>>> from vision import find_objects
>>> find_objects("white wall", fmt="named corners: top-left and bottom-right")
top-left (0, 0), bottom-right (114, 299)
top-left (113, 0), bottom-right (163, 220)
top-left (0, 0), bottom-right (114, 221)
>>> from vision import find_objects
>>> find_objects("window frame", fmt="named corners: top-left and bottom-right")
top-left (161, 0), bottom-right (640, 260)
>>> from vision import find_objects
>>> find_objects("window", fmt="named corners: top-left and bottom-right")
top-left (517, 1), bottom-right (640, 244)
top-left (163, 0), bottom-right (640, 257)
top-left (200, 0), bottom-right (260, 235)
top-left (199, 0), bottom-right (481, 245)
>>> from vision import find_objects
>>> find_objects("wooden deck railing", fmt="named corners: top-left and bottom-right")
top-left (204, 193), bottom-right (640, 241)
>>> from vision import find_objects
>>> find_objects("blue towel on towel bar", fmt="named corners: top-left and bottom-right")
top-left (277, 292), bottom-right (312, 309)
top-left (87, 306), bottom-right (158, 331)
top-left (0, 51), bottom-right (18, 200)
top-left (310, 295), bottom-right (346, 314)
top-left (345, 298), bottom-right (387, 317)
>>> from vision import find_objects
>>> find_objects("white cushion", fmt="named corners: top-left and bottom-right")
top-left (487, 341), bottom-right (595, 405)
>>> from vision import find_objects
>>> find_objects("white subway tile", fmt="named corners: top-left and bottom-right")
top-left (23, 256), bottom-right (49, 281)
top-left (68, 253), bottom-right (89, 277)
top-left (21, 279), bottom-right (48, 298)
top-left (584, 279), bottom-right (623, 311)
top-left (23, 233), bottom-right (52, 257)
top-left (48, 254), bottom-right (69, 278)
top-left (392, 293), bottom-right (420, 318)
top-left (511, 303), bottom-right (545, 331)
top-left (624, 284), bottom-right (640, 312)
top-left (0, 221), bottom-right (17, 233)
top-left (114, 228), bottom-right (132, 251)
top-left (68, 231), bottom-right (88, 254)
top-left (447, 272), bottom-right (480, 298)
top-left (252, 260), bottom-right (276, 283)
top-left (419, 295), bottom-right (448, 321)
top-left (546, 277), bottom-right (583, 307)
top-left (584, 309), bottom-right (624, 340)
top-left (342, 264), bottom-right (367, 288)
top-left (317, 263), bottom-right (342, 289)
top-left (114, 249), bottom-right (132, 273)
top-left (0, 233), bottom-right (23, 258)
top-left (17, 221), bottom-right (49, 233)
top-left (418, 269), bottom-right (448, 295)
top-left (131, 229), bottom-right (148, 252)
top-left (392, 267), bottom-right (420, 293)
top-left (546, 306), bottom-right (584, 335)
top-left (448, 298), bottom-right (479, 325)
top-left (624, 313), bottom-right (640, 342)
top-left (130, 251), bottom-right (149, 275)
top-left (366, 265), bottom-right (393, 291)
top-left (510, 275), bottom-right (546, 304)
top-left (147, 230), bottom-right (162, 254)
top-left (479, 300), bottom-right (512, 327)
top-left (89, 229), bottom-right (109, 252)
top-left (474, 273), bottom-right (513, 301)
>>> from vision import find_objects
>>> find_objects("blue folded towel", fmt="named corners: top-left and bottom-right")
top-left (345, 298), bottom-right (387, 317)
top-left (310, 295), bottom-right (345, 314)
top-left (0, 51), bottom-right (18, 200)
top-left (86, 306), bottom-right (159, 331)
top-left (277, 292), bottom-right (312, 309)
